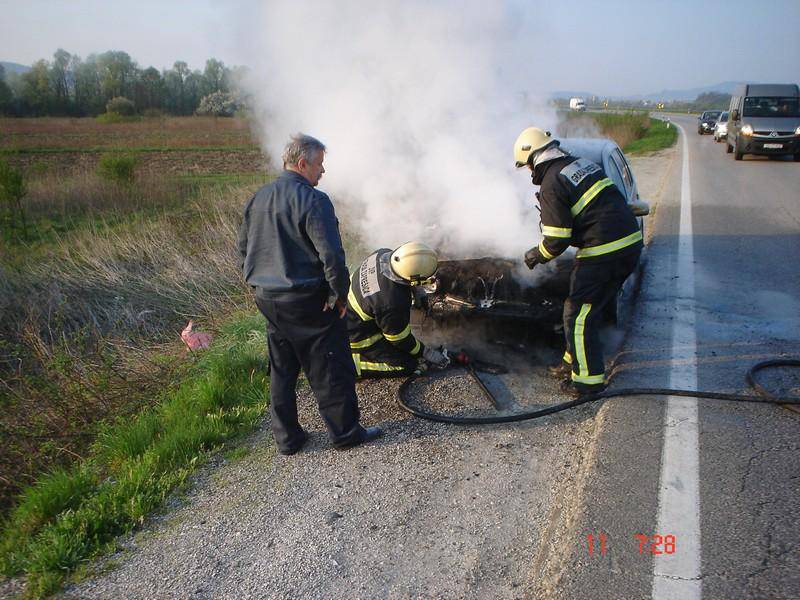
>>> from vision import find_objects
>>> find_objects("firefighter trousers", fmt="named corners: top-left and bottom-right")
top-left (562, 250), bottom-right (640, 388)
top-left (351, 338), bottom-right (418, 378)
top-left (255, 291), bottom-right (363, 451)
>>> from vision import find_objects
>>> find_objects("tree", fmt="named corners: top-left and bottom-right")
top-left (135, 66), bottom-right (164, 111)
top-left (201, 58), bottom-right (228, 96)
top-left (96, 51), bottom-right (137, 101)
top-left (73, 54), bottom-right (104, 116)
top-left (0, 65), bottom-right (12, 115)
top-left (50, 48), bottom-right (73, 114)
top-left (163, 60), bottom-right (189, 114)
top-left (20, 60), bottom-right (53, 115)
top-left (196, 90), bottom-right (241, 116)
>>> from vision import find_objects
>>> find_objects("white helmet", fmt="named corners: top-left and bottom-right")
top-left (389, 242), bottom-right (438, 283)
top-left (513, 127), bottom-right (558, 168)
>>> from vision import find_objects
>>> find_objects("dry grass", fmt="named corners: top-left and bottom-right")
top-left (0, 181), bottom-right (258, 514)
top-left (558, 111), bottom-right (651, 150)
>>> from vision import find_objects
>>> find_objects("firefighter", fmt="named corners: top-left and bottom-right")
top-left (347, 242), bottom-right (450, 377)
top-left (513, 127), bottom-right (642, 397)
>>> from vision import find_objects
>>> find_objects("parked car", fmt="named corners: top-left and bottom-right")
top-left (713, 111), bottom-right (729, 142)
top-left (697, 110), bottom-right (722, 134)
top-left (418, 138), bottom-right (650, 330)
top-left (727, 83), bottom-right (800, 161)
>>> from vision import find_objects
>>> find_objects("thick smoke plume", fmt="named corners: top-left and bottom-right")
top-left (242, 1), bottom-right (557, 259)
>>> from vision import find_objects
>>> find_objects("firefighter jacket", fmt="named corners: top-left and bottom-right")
top-left (534, 155), bottom-right (642, 263)
top-left (346, 248), bottom-right (425, 357)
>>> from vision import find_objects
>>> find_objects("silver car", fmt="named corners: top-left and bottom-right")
top-left (713, 111), bottom-right (729, 142)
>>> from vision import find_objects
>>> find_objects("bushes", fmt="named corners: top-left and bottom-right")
top-left (105, 96), bottom-right (135, 116)
top-left (196, 91), bottom-right (242, 117)
top-left (0, 159), bottom-right (28, 240)
top-left (97, 153), bottom-right (137, 183)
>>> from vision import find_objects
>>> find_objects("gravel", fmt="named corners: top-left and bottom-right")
top-left (59, 359), bottom-right (601, 599)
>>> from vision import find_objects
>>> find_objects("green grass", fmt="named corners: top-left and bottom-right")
top-left (0, 311), bottom-right (270, 597)
top-left (622, 118), bottom-right (678, 155)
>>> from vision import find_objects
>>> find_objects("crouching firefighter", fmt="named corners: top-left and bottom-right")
top-left (347, 242), bottom-right (450, 377)
top-left (513, 127), bottom-right (642, 397)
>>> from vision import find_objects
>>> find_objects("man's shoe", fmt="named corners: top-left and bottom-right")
top-left (547, 362), bottom-right (572, 379)
top-left (278, 431), bottom-right (308, 456)
top-left (559, 379), bottom-right (606, 399)
top-left (335, 426), bottom-right (382, 450)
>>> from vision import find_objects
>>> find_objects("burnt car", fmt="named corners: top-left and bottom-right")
top-left (697, 110), bottom-right (722, 134)
top-left (416, 138), bottom-right (650, 344)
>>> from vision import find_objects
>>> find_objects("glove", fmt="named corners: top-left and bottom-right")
top-left (422, 345), bottom-right (450, 369)
top-left (524, 246), bottom-right (544, 270)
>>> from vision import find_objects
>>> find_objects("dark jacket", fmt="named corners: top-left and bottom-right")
top-left (535, 155), bottom-right (642, 263)
top-left (346, 249), bottom-right (424, 357)
top-left (237, 170), bottom-right (349, 303)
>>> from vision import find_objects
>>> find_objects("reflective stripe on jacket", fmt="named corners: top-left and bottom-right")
top-left (346, 249), bottom-right (424, 357)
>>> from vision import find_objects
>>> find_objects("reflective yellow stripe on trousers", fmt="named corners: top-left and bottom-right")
top-left (350, 332), bottom-right (383, 349)
top-left (571, 303), bottom-right (605, 384)
top-left (353, 354), bottom-right (406, 374)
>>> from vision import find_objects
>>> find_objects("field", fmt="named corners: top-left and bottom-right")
top-left (0, 116), bottom-right (270, 515)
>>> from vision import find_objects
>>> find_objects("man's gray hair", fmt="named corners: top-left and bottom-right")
top-left (282, 133), bottom-right (326, 168)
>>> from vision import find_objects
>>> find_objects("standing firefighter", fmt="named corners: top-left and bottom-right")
top-left (513, 127), bottom-right (642, 397)
top-left (347, 242), bottom-right (450, 377)
top-left (237, 133), bottom-right (381, 454)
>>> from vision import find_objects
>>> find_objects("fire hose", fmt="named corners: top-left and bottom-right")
top-left (396, 354), bottom-right (800, 425)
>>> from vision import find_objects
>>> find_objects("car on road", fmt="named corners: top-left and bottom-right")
top-left (419, 137), bottom-right (649, 330)
top-left (727, 83), bottom-right (800, 161)
top-left (697, 110), bottom-right (721, 135)
top-left (713, 111), bottom-right (729, 142)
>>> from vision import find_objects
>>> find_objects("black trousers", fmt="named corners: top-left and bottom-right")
top-left (563, 251), bottom-right (640, 388)
top-left (255, 291), bottom-right (362, 450)
top-left (352, 338), bottom-right (418, 378)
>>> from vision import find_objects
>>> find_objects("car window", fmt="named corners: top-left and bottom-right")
top-left (743, 96), bottom-right (800, 118)
top-left (719, 112), bottom-right (728, 122)
top-left (608, 150), bottom-right (633, 201)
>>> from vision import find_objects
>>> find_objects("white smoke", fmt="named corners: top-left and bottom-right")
top-left (241, 0), bottom-right (557, 259)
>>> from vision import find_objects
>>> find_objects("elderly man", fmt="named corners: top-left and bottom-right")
top-left (238, 133), bottom-right (381, 454)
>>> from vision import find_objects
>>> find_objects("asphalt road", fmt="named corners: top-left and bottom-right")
top-left (538, 115), bottom-right (800, 600)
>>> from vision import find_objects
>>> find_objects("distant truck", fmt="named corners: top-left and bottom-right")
top-left (569, 97), bottom-right (586, 112)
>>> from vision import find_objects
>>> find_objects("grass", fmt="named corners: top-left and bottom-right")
top-left (622, 118), bottom-right (678, 155)
top-left (559, 111), bottom-right (678, 155)
top-left (0, 311), bottom-right (270, 597)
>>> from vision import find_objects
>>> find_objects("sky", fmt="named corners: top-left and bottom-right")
top-left (1, 0), bottom-right (798, 97)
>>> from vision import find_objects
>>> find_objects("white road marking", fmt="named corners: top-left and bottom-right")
top-left (652, 122), bottom-right (702, 599)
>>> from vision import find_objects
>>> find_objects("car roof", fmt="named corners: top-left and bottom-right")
top-left (557, 137), bottom-right (616, 165)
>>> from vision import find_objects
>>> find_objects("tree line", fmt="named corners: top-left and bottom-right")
top-left (0, 49), bottom-right (247, 117)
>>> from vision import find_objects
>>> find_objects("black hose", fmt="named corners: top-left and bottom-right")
top-left (396, 358), bottom-right (800, 425)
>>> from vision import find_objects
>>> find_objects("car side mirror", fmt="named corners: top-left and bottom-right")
top-left (731, 109), bottom-right (739, 121)
top-left (630, 199), bottom-right (650, 217)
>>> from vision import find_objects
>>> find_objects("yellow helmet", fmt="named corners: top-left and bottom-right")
top-left (513, 127), bottom-right (556, 168)
top-left (390, 242), bottom-right (438, 283)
